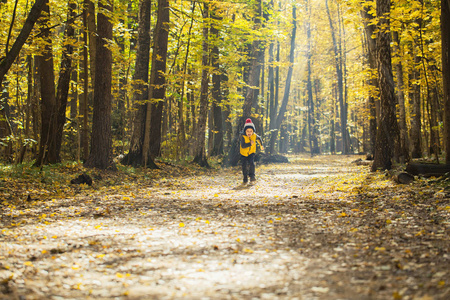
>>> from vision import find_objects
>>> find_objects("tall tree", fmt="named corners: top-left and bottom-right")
top-left (442, 0), bottom-right (450, 163)
top-left (84, 0), bottom-right (115, 169)
top-left (326, 0), bottom-right (349, 154)
top-left (371, 0), bottom-right (401, 171)
top-left (225, 0), bottom-right (263, 166)
top-left (305, 1), bottom-right (319, 155)
top-left (147, 0), bottom-right (170, 159)
top-left (121, 0), bottom-right (157, 168)
top-left (54, 0), bottom-right (76, 161)
top-left (192, 1), bottom-right (210, 167)
top-left (361, 1), bottom-right (377, 155)
top-left (35, 0), bottom-right (58, 166)
top-left (267, 5), bottom-right (296, 155)
top-left (392, 31), bottom-right (409, 162)
top-left (209, 6), bottom-right (224, 157)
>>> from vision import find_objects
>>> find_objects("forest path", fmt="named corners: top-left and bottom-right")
top-left (1, 155), bottom-right (449, 299)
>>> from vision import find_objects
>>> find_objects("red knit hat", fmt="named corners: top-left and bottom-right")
top-left (243, 118), bottom-right (255, 132)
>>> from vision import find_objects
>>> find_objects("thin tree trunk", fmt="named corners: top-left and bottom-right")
top-left (305, 1), bottom-right (319, 155)
top-left (81, 6), bottom-right (90, 161)
top-left (148, 0), bottom-right (170, 159)
top-left (268, 6), bottom-right (296, 155)
top-left (54, 0), bottom-right (76, 161)
top-left (410, 51), bottom-right (422, 158)
top-left (442, 0), bottom-right (450, 163)
top-left (326, 0), bottom-right (348, 154)
top-left (210, 7), bottom-right (223, 157)
top-left (84, 0), bottom-right (115, 170)
top-left (177, 1), bottom-right (196, 159)
top-left (193, 1), bottom-right (210, 167)
top-left (392, 31), bottom-right (409, 162)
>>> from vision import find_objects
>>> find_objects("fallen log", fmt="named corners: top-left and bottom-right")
top-left (405, 163), bottom-right (450, 177)
top-left (393, 172), bottom-right (415, 184)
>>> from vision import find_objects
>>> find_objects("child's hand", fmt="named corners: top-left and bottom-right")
top-left (260, 146), bottom-right (264, 151)
top-left (251, 141), bottom-right (255, 145)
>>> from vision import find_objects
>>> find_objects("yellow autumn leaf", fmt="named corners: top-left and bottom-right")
top-left (179, 222), bottom-right (185, 228)
top-left (243, 248), bottom-right (254, 253)
top-left (24, 261), bottom-right (33, 267)
top-left (375, 247), bottom-right (386, 251)
top-left (214, 193), bottom-right (219, 197)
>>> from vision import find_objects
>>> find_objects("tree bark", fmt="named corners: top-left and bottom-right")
top-left (326, 0), bottom-right (349, 154)
top-left (192, 1), bottom-right (210, 167)
top-left (121, 0), bottom-right (157, 168)
top-left (84, 0), bottom-right (115, 170)
top-left (209, 7), bottom-right (223, 157)
top-left (392, 31), bottom-right (409, 162)
top-left (410, 52), bottom-right (422, 159)
top-left (147, 0), bottom-right (170, 159)
top-left (35, 0), bottom-right (58, 166)
top-left (442, 0), bottom-right (450, 163)
top-left (305, 2), bottom-right (319, 155)
top-left (371, 0), bottom-right (401, 171)
top-left (267, 6), bottom-right (296, 155)
top-left (361, 2), bottom-right (377, 155)
top-left (55, 0), bottom-right (76, 161)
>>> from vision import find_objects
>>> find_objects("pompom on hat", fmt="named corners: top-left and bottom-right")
top-left (243, 118), bottom-right (255, 132)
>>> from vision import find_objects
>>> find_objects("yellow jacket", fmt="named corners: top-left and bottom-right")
top-left (240, 133), bottom-right (263, 157)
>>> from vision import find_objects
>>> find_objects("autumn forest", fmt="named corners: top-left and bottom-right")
top-left (1, 1), bottom-right (450, 299)
top-left (0, 0), bottom-right (448, 170)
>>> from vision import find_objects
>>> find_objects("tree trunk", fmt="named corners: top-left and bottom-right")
top-left (371, 0), bottom-right (401, 171)
top-left (210, 7), bottom-right (223, 157)
top-left (81, 6), bottom-right (90, 161)
top-left (306, 1), bottom-right (319, 155)
top-left (442, 0), bottom-right (450, 163)
top-left (392, 31), bottom-right (409, 162)
top-left (326, 0), bottom-right (349, 154)
top-left (85, 0), bottom-right (96, 88)
top-left (35, 0), bottom-right (58, 166)
top-left (225, 0), bottom-right (263, 166)
top-left (148, 0), bottom-right (170, 159)
top-left (84, 0), bottom-right (115, 170)
top-left (268, 6), bottom-right (296, 155)
top-left (177, 2), bottom-right (196, 159)
top-left (410, 52), bottom-right (422, 158)
top-left (361, 2), bottom-right (377, 155)
top-left (121, 0), bottom-right (157, 168)
top-left (192, 2), bottom-right (210, 167)
top-left (54, 0), bottom-right (76, 161)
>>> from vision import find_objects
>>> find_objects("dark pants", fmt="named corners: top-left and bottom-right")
top-left (241, 153), bottom-right (255, 181)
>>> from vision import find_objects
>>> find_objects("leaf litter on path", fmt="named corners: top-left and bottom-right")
top-left (1, 155), bottom-right (449, 299)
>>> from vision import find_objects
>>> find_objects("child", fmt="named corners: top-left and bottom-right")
top-left (240, 118), bottom-right (264, 184)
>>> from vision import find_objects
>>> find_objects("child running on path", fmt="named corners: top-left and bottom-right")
top-left (240, 118), bottom-right (264, 184)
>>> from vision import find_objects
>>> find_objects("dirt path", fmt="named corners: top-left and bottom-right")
top-left (1, 155), bottom-right (449, 299)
